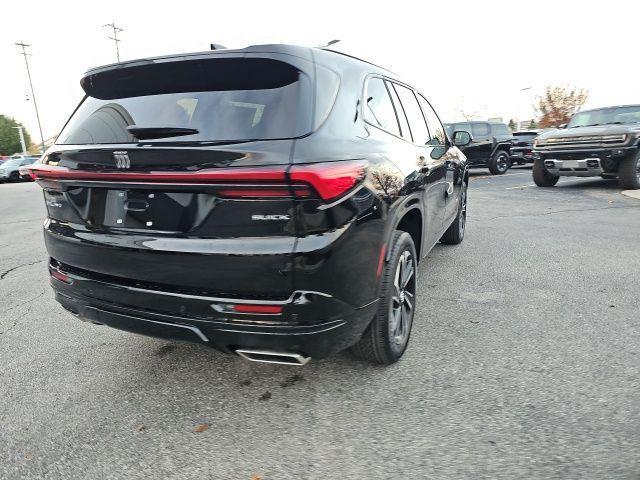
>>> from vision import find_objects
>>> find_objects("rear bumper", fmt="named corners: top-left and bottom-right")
top-left (50, 261), bottom-right (378, 360)
top-left (510, 148), bottom-right (534, 163)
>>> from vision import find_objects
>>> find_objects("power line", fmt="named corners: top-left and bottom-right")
top-left (103, 21), bottom-right (124, 62)
top-left (15, 42), bottom-right (45, 153)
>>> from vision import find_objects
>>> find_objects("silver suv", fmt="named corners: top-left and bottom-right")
top-left (0, 155), bottom-right (40, 182)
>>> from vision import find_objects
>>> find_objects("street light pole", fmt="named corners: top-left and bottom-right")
top-left (103, 21), bottom-right (124, 62)
top-left (13, 126), bottom-right (27, 155)
top-left (15, 42), bottom-right (45, 153)
top-left (519, 86), bottom-right (533, 130)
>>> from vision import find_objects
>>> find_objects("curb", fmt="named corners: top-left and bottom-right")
top-left (621, 190), bottom-right (640, 200)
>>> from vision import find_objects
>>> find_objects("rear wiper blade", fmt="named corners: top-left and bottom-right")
top-left (126, 126), bottom-right (199, 140)
top-left (135, 138), bottom-right (264, 147)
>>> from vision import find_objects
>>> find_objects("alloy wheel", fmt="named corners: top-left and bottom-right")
top-left (459, 185), bottom-right (467, 237)
top-left (389, 250), bottom-right (416, 347)
top-left (497, 153), bottom-right (509, 172)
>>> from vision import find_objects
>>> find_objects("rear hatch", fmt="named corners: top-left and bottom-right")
top-left (512, 132), bottom-right (537, 148)
top-left (36, 54), bottom-right (315, 299)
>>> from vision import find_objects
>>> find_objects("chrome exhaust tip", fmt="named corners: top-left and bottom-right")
top-left (235, 349), bottom-right (311, 366)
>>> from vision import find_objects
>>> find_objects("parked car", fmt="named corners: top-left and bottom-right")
top-left (444, 121), bottom-right (514, 174)
top-left (28, 44), bottom-right (471, 365)
top-left (19, 163), bottom-right (37, 180)
top-left (510, 131), bottom-right (539, 164)
top-left (0, 155), bottom-right (40, 182)
top-left (532, 104), bottom-right (640, 189)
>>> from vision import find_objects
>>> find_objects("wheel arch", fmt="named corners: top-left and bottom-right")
top-left (491, 141), bottom-right (512, 157)
top-left (387, 205), bottom-right (423, 262)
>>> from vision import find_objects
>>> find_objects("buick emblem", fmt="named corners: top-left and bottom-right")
top-left (113, 151), bottom-right (131, 169)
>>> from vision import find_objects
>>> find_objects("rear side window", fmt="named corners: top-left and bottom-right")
top-left (364, 77), bottom-right (400, 137)
top-left (58, 58), bottom-right (313, 145)
top-left (394, 84), bottom-right (431, 146)
top-left (453, 123), bottom-right (472, 134)
top-left (472, 123), bottom-right (490, 137)
top-left (387, 82), bottom-right (412, 141)
top-left (417, 95), bottom-right (446, 146)
top-left (492, 123), bottom-right (511, 136)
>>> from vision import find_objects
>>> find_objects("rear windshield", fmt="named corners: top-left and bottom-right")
top-left (58, 58), bottom-right (313, 145)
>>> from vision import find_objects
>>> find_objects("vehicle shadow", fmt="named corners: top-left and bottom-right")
top-left (99, 333), bottom-right (397, 414)
top-left (468, 169), bottom-right (490, 177)
top-left (557, 178), bottom-right (621, 190)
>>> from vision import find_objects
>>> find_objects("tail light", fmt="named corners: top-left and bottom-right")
top-left (29, 160), bottom-right (366, 202)
top-left (290, 160), bottom-right (366, 201)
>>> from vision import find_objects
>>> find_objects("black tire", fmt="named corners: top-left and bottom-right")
top-left (617, 151), bottom-right (640, 190)
top-left (488, 149), bottom-right (510, 175)
top-left (9, 171), bottom-right (20, 182)
top-left (440, 180), bottom-right (467, 245)
top-left (532, 158), bottom-right (559, 187)
top-left (350, 231), bottom-right (417, 364)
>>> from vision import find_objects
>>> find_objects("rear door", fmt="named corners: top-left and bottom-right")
top-left (416, 94), bottom-right (459, 225)
top-left (470, 122), bottom-right (493, 162)
top-left (37, 55), bottom-right (315, 299)
top-left (391, 83), bottom-right (447, 243)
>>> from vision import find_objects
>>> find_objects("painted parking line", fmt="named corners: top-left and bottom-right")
top-left (471, 172), bottom-right (531, 180)
top-left (505, 184), bottom-right (537, 190)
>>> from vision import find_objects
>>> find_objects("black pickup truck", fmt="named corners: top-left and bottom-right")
top-left (510, 131), bottom-right (539, 164)
top-left (445, 121), bottom-right (514, 175)
top-left (532, 105), bottom-right (640, 189)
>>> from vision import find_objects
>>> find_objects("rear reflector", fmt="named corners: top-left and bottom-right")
top-left (376, 243), bottom-right (387, 278)
top-left (51, 270), bottom-right (73, 284)
top-left (29, 160), bottom-right (366, 202)
top-left (233, 304), bottom-right (283, 314)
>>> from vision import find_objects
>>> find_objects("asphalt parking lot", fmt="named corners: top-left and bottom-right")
top-left (1, 168), bottom-right (639, 480)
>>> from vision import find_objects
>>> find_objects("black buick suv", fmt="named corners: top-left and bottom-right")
top-left (30, 44), bottom-right (470, 365)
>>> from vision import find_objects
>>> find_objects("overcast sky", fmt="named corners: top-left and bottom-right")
top-left (1, 0), bottom-right (638, 143)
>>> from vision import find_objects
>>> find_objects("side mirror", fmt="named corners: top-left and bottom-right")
top-left (557, 123), bottom-right (567, 129)
top-left (452, 130), bottom-right (472, 147)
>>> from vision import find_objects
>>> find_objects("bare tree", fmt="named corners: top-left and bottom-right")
top-left (537, 86), bottom-right (588, 128)
top-left (371, 168), bottom-right (404, 199)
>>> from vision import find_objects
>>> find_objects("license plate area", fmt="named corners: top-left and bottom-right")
top-left (562, 160), bottom-right (581, 168)
top-left (99, 189), bottom-right (213, 231)
top-left (105, 190), bottom-right (157, 229)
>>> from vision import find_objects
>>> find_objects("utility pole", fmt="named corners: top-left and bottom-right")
top-left (519, 86), bottom-right (533, 130)
top-left (15, 42), bottom-right (45, 153)
top-left (103, 21), bottom-right (124, 62)
top-left (13, 126), bottom-right (27, 155)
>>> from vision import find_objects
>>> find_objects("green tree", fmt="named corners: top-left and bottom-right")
top-left (0, 115), bottom-right (32, 155)
top-left (508, 119), bottom-right (517, 131)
